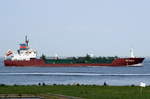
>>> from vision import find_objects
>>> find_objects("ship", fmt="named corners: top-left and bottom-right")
top-left (4, 36), bottom-right (144, 67)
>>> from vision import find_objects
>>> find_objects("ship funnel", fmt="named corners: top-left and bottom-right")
top-left (130, 48), bottom-right (135, 58)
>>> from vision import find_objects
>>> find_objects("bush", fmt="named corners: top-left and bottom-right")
top-left (0, 84), bottom-right (5, 86)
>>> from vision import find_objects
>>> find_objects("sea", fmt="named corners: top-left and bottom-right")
top-left (0, 58), bottom-right (150, 86)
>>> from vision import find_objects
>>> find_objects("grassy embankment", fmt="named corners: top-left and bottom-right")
top-left (0, 85), bottom-right (150, 99)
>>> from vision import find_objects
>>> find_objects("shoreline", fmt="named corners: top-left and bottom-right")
top-left (0, 85), bottom-right (149, 99)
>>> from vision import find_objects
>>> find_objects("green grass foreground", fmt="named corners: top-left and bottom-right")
top-left (0, 85), bottom-right (150, 99)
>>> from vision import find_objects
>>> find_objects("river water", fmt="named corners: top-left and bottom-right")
top-left (0, 58), bottom-right (150, 86)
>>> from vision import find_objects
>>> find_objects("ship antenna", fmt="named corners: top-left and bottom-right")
top-left (130, 48), bottom-right (135, 58)
top-left (25, 35), bottom-right (29, 46)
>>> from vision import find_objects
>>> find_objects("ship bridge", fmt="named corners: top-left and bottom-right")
top-left (19, 43), bottom-right (29, 50)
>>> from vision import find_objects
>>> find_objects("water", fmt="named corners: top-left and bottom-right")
top-left (0, 58), bottom-right (150, 86)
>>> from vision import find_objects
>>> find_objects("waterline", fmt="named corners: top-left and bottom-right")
top-left (0, 72), bottom-right (150, 76)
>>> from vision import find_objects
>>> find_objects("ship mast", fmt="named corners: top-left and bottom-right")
top-left (25, 35), bottom-right (29, 47)
top-left (130, 48), bottom-right (135, 58)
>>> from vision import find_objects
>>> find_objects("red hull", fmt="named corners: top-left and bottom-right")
top-left (4, 58), bottom-right (144, 67)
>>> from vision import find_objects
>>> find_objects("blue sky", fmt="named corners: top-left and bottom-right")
top-left (0, 0), bottom-right (149, 57)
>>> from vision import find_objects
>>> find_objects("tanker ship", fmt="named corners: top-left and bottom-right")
top-left (4, 36), bottom-right (144, 67)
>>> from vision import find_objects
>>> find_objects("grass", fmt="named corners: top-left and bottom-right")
top-left (0, 85), bottom-right (150, 99)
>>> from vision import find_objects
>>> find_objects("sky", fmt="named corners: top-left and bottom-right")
top-left (0, 0), bottom-right (150, 57)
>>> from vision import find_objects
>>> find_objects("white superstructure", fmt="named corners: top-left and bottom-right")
top-left (5, 36), bottom-right (37, 61)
